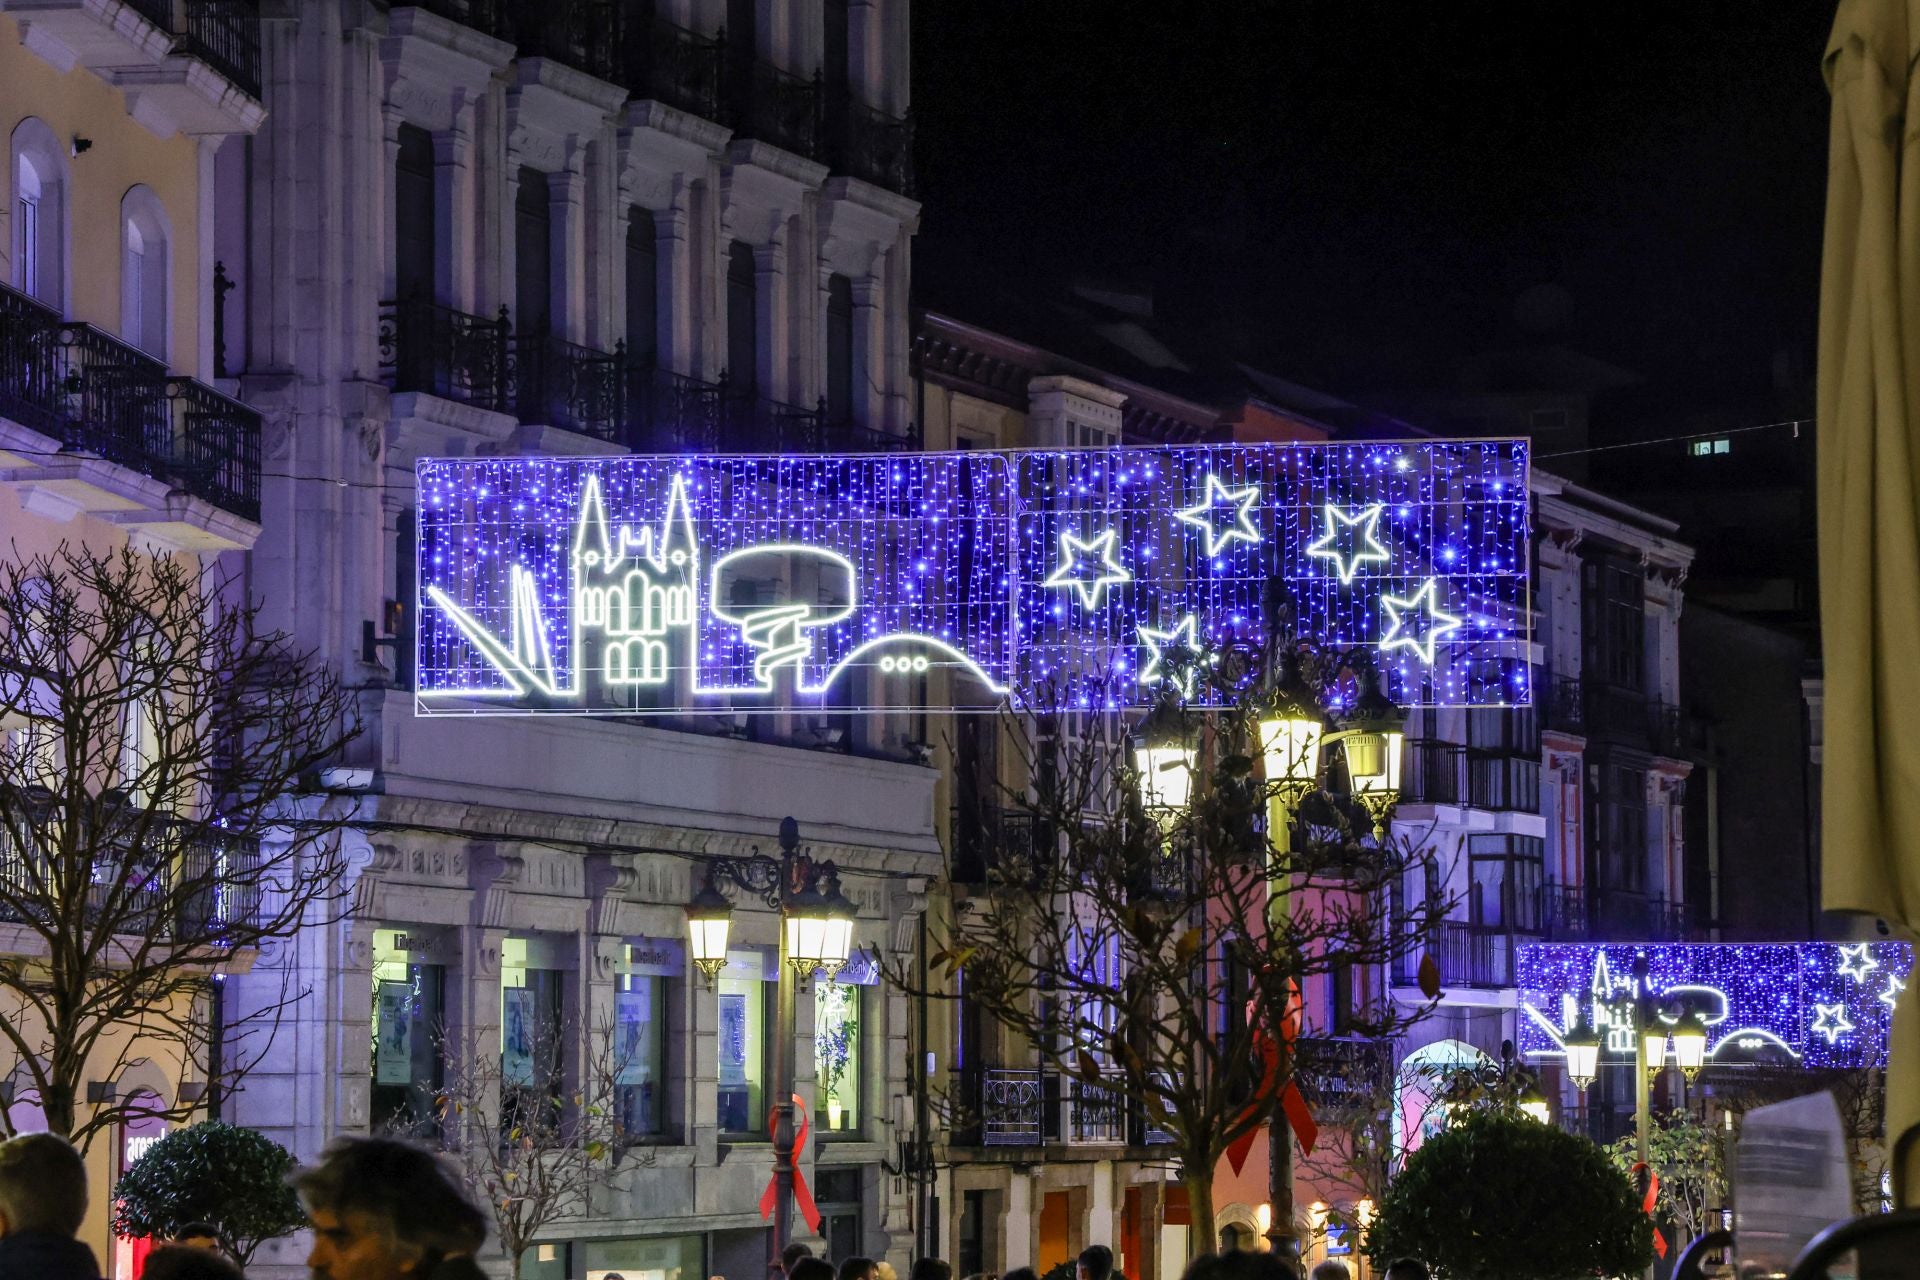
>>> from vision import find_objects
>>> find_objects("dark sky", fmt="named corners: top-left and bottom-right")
top-left (911, 2), bottom-right (1836, 416)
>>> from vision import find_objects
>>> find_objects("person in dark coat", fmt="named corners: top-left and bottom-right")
top-left (141, 1246), bottom-right (245, 1280)
top-left (0, 1132), bottom-right (100, 1280)
top-left (291, 1136), bottom-right (490, 1280)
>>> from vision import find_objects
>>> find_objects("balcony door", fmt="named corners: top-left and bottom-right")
top-left (515, 168), bottom-right (552, 336)
top-left (394, 125), bottom-right (434, 304)
top-left (626, 206), bottom-right (657, 365)
top-left (726, 239), bottom-right (757, 391)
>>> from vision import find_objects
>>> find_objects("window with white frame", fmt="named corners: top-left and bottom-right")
top-left (11, 119), bottom-right (66, 308)
top-left (121, 187), bottom-right (171, 360)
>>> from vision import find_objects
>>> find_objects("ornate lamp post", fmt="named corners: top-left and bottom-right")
top-left (684, 816), bottom-right (855, 1268)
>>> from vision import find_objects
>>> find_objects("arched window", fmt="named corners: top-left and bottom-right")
top-left (10, 118), bottom-right (67, 308)
top-left (121, 186), bottom-right (171, 360)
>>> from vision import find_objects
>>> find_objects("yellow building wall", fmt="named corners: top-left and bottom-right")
top-left (0, 18), bottom-right (205, 377)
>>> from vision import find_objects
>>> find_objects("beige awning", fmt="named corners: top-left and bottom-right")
top-left (1820, 0), bottom-right (1920, 1203)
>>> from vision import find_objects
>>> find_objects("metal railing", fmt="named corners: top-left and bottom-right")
top-left (0, 284), bottom-right (262, 519)
top-left (623, 16), bottom-right (727, 119)
top-left (1401, 740), bottom-right (1464, 804)
top-left (948, 804), bottom-right (1048, 884)
top-left (1546, 673), bottom-right (1585, 732)
top-left (732, 59), bottom-right (826, 161)
top-left (1467, 751), bottom-right (1541, 812)
top-left (510, 331), bottom-right (625, 443)
top-left (181, 0), bottom-right (263, 98)
top-left (1293, 1037), bottom-right (1390, 1121)
top-left (495, 0), bottom-right (621, 83)
top-left (0, 810), bottom-right (262, 938)
top-left (961, 1066), bottom-right (1138, 1147)
top-left (377, 297), bottom-right (512, 413)
top-left (833, 99), bottom-right (914, 195)
top-left (1539, 884), bottom-right (1591, 940)
top-left (1399, 921), bottom-right (1511, 989)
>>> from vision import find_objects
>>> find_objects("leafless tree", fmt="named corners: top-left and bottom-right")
top-left (429, 1021), bottom-right (627, 1280)
top-left (0, 544), bottom-right (358, 1146)
top-left (897, 642), bottom-right (1448, 1257)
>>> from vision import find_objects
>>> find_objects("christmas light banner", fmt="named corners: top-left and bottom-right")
top-left (1514, 942), bottom-right (1913, 1071)
top-left (413, 439), bottom-right (1530, 715)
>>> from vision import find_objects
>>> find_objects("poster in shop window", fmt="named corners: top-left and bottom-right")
top-left (375, 980), bottom-right (413, 1085)
top-left (503, 986), bottom-right (537, 1086)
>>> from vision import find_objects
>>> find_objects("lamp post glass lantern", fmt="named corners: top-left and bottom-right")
top-left (680, 817), bottom-right (855, 1268)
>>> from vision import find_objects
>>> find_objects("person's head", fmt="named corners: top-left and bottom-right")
top-left (1077, 1246), bottom-right (1114, 1280)
top-left (789, 1257), bottom-right (836, 1280)
top-left (1382, 1263), bottom-right (1427, 1280)
top-left (1002, 1268), bottom-right (1039, 1280)
top-left (173, 1222), bottom-right (223, 1251)
top-left (838, 1257), bottom-right (877, 1280)
top-left (141, 1246), bottom-right (247, 1280)
top-left (1180, 1251), bottom-right (1301, 1280)
top-left (291, 1136), bottom-right (488, 1280)
top-left (0, 1132), bottom-right (86, 1239)
top-left (910, 1258), bottom-right (953, 1280)
top-left (875, 1262), bottom-right (898, 1280)
top-left (783, 1242), bottom-right (815, 1275)
top-left (1309, 1263), bottom-right (1351, 1280)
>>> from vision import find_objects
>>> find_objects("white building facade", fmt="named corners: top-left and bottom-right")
top-left (223, 4), bottom-right (932, 1278)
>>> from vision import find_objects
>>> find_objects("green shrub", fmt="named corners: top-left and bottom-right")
top-left (1367, 1110), bottom-right (1653, 1280)
top-left (111, 1121), bottom-right (305, 1264)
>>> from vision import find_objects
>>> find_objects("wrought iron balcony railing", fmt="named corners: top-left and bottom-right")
top-left (1293, 1037), bottom-right (1390, 1121)
top-left (833, 98), bottom-right (914, 195)
top-left (732, 59), bottom-right (826, 161)
top-left (181, 0), bottom-right (263, 98)
top-left (0, 283), bottom-right (262, 520)
top-left (1401, 740), bottom-right (1464, 804)
top-left (0, 807), bottom-right (262, 938)
top-left (1397, 920), bottom-right (1512, 989)
top-left (1546, 673), bottom-right (1585, 733)
top-left (1467, 751), bottom-right (1541, 812)
top-left (622, 16), bottom-right (727, 119)
top-left (956, 1065), bottom-right (1150, 1148)
top-left (948, 803), bottom-right (1049, 885)
top-left (378, 297), bottom-right (512, 413)
top-left (495, 0), bottom-right (621, 84)
top-left (510, 330), bottom-right (625, 443)
top-left (1539, 883), bottom-right (1592, 941)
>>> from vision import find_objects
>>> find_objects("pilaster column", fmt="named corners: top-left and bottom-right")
top-left (755, 233), bottom-right (790, 401)
top-left (851, 273), bottom-right (884, 430)
top-left (551, 159), bottom-right (588, 343)
top-left (657, 190), bottom-right (694, 374)
top-left (380, 103), bottom-right (406, 301)
top-left (499, 154), bottom-right (522, 324)
top-left (433, 104), bottom-right (476, 312)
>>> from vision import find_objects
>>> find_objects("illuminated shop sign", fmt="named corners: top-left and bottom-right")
top-left (1515, 942), bottom-right (1912, 1071)
top-left (414, 440), bottom-right (1530, 715)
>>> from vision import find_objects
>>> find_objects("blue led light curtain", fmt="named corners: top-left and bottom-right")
top-left (1515, 942), bottom-right (1913, 1071)
top-left (414, 440), bottom-right (1530, 715)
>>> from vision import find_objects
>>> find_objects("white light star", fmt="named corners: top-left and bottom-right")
top-left (1812, 1002), bottom-right (1854, 1045)
top-left (1175, 474), bottom-right (1263, 557)
top-left (1839, 942), bottom-right (1879, 985)
top-left (1880, 973), bottom-right (1907, 1011)
top-left (1043, 527), bottom-right (1132, 610)
top-left (1138, 613), bottom-right (1203, 700)
top-left (1305, 503), bottom-right (1391, 584)
top-left (1379, 578), bottom-right (1464, 665)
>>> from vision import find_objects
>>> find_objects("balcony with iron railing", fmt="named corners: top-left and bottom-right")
top-left (1293, 1037), bottom-right (1391, 1120)
top-left (1396, 920), bottom-right (1512, 989)
top-left (180, 0), bottom-right (264, 98)
top-left (379, 298), bottom-right (921, 453)
top-left (31, 0), bottom-right (261, 104)
top-left (621, 15), bottom-right (727, 119)
top-left (1467, 751), bottom-right (1541, 812)
top-left (731, 59), bottom-right (827, 161)
top-left (1533, 884), bottom-right (1694, 942)
top-left (831, 97), bottom-right (915, 195)
top-left (0, 282), bottom-right (262, 520)
top-left (1401, 740), bottom-right (1465, 805)
top-left (0, 804), bottom-right (262, 939)
top-left (953, 1065), bottom-right (1168, 1149)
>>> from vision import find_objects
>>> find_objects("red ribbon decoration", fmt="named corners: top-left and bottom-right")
top-left (759, 1093), bottom-right (823, 1235)
top-left (1631, 1160), bottom-right (1667, 1259)
top-left (1225, 981), bottom-right (1318, 1175)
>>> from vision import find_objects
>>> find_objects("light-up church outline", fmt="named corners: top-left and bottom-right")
top-left (415, 440), bottom-right (1533, 714)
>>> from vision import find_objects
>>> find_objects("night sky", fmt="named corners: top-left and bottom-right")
top-left (912, 2), bottom-right (1836, 422)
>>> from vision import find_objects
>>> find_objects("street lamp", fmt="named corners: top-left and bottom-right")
top-left (682, 816), bottom-right (856, 1268)
top-left (1564, 1018), bottom-right (1601, 1093)
top-left (1339, 676), bottom-right (1405, 836)
top-left (1671, 1010), bottom-right (1708, 1080)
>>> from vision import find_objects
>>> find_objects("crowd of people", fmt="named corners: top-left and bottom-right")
top-left (0, 1131), bottom-right (1433, 1280)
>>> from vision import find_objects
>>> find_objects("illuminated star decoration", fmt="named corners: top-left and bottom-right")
top-left (1043, 527), bottom-right (1132, 610)
top-left (1812, 1002), bottom-right (1855, 1045)
top-left (1138, 613), bottom-right (1203, 700)
top-left (1881, 974), bottom-right (1907, 1011)
top-left (1175, 474), bottom-right (1263, 557)
top-left (1379, 578), bottom-right (1464, 665)
top-left (1838, 942), bottom-right (1879, 985)
top-left (1305, 503), bottom-right (1392, 585)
